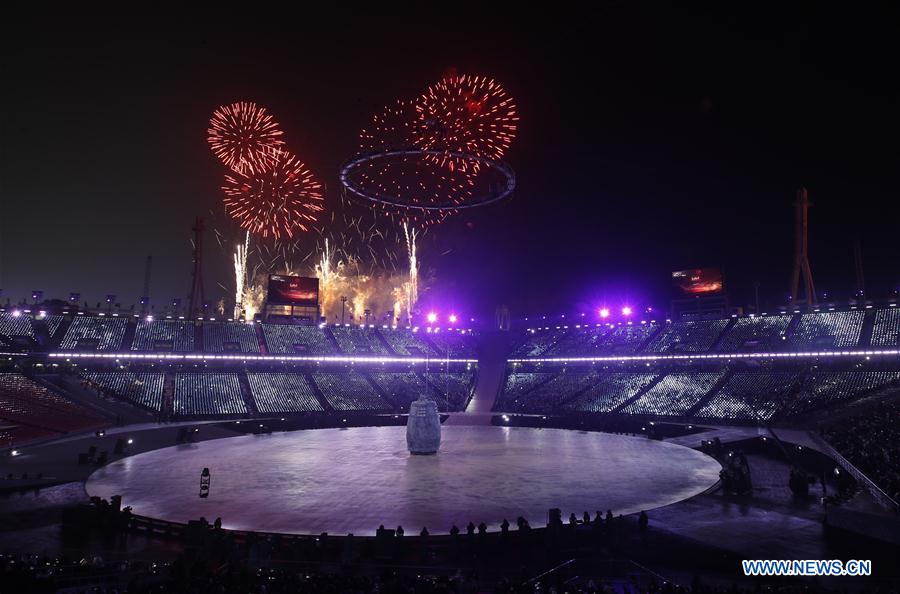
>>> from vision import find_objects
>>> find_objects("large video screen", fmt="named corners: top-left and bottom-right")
top-left (267, 275), bottom-right (319, 306)
top-left (672, 268), bottom-right (724, 296)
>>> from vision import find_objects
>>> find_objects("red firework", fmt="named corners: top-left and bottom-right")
top-left (208, 101), bottom-right (285, 175)
top-left (355, 100), bottom-right (476, 225)
top-left (221, 151), bottom-right (324, 240)
top-left (413, 75), bottom-right (518, 169)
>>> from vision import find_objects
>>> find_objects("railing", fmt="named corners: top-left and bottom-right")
top-left (524, 557), bottom-right (676, 589)
top-left (806, 430), bottom-right (899, 512)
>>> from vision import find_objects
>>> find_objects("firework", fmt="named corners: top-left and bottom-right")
top-left (358, 99), bottom-right (419, 153)
top-left (413, 75), bottom-right (518, 169)
top-left (403, 221), bottom-right (418, 325)
top-left (208, 102), bottom-right (285, 175)
top-left (314, 238), bottom-right (415, 326)
top-left (350, 99), bottom-right (476, 225)
top-left (222, 151), bottom-right (324, 240)
top-left (233, 232), bottom-right (250, 319)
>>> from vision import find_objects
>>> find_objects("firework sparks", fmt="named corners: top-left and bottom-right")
top-left (222, 151), bottom-right (324, 240)
top-left (403, 221), bottom-right (418, 325)
top-left (413, 74), bottom-right (518, 170)
top-left (233, 232), bottom-right (250, 319)
top-left (208, 101), bottom-right (285, 175)
top-left (353, 99), bottom-right (473, 225)
top-left (312, 238), bottom-right (416, 326)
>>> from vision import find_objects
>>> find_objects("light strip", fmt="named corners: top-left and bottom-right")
top-left (508, 349), bottom-right (900, 364)
top-left (46, 352), bottom-right (477, 364)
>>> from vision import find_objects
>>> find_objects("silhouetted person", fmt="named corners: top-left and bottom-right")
top-left (500, 518), bottom-right (510, 536)
top-left (396, 525), bottom-right (404, 538)
top-left (594, 510), bottom-right (603, 524)
top-left (605, 510), bottom-right (613, 525)
top-left (478, 521), bottom-right (487, 534)
top-left (450, 524), bottom-right (460, 537)
top-left (213, 517), bottom-right (222, 530)
top-left (467, 521), bottom-right (476, 536)
top-left (638, 510), bottom-right (648, 533)
top-left (420, 526), bottom-right (429, 537)
top-left (569, 513), bottom-right (578, 526)
top-left (583, 511), bottom-right (591, 525)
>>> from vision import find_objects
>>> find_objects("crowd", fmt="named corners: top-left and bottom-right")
top-left (824, 401), bottom-right (900, 502)
top-left (645, 319), bottom-right (731, 353)
top-left (513, 309), bottom-right (894, 357)
top-left (172, 373), bottom-right (247, 416)
top-left (498, 365), bottom-right (900, 421)
top-left (4, 551), bottom-right (898, 593)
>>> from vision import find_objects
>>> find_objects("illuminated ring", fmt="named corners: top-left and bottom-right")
top-left (339, 148), bottom-right (516, 211)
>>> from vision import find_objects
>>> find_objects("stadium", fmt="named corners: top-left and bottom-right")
top-left (2, 302), bottom-right (900, 591)
top-left (3, 6), bottom-right (900, 594)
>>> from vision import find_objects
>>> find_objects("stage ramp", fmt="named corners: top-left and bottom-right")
top-left (446, 330), bottom-right (509, 425)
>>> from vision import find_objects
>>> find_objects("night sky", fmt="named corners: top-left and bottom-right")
top-left (2, 5), bottom-right (898, 320)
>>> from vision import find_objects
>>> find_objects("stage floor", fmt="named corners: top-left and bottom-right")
top-left (86, 426), bottom-right (721, 535)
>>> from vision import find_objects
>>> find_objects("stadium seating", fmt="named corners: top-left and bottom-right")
top-left (425, 330), bottom-right (478, 358)
top-left (789, 371), bottom-right (900, 415)
top-left (789, 310), bottom-right (864, 349)
top-left (543, 326), bottom-right (609, 356)
top-left (59, 316), bottom-right (127, 351)
top-left (312, 371), bottom-right (391, 411)
top-left (715, 315), bottom-right (792, 352)
top-left (621, 372), bottom-right (724, 416)
top-left (870, 308), bottom-right (900, 346)
top-left (42, 315), bottom-right (66, 338)
top-left (424, 370), bottom-right (475, 410)
top-left (369, 371), bottom-right (434, 409)
top-left (563, 372), bottom-right (659, 413)
top-left (380, 328), bottom-right (438, 356)
top-left (595, 323), bottom-right (660, 354)
top-left (247, 373), bottom-right (323, 413)
top-left (498, 371), bottom-right (553, 408)
top-left (644, 320), bottom-right (729, 353)
top-left (0, 312), bottom-right (34, 339)
top-left (132, 319), bottom-right (194, 352)
top-left (824, 401), bottom-right (900, 501)
top-left (7, 308), bottom-right (900, 425)
top-left (261, 324), bottom-right (336, 355)
top-left (173, 373), bottom-right (246, 416)
top-left (82, 371), bottom-right (164, 411)
top-left (644, 319), bottom-right (731, 353)
top-left (695, 372), bottom-right (798, 420)
top-left (330, 326), bottom-right (390, 355)
top-left (0, 373), bottom-right (105, 441)
top-left (503, 369), bottom-right (597, 412)
top-left (514, 323), bottom-right (663, 359)
top-left (509, 329), bottom-right (566, 358)
top-left (202, 321), bottom-right (261, 353)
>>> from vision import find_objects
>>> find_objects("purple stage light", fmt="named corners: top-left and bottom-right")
top-left (427, 312), bottom-right (438, 324)
top-left (449, 314), bottom-right (458, 324)
top-left (621, 306), bottom-right (633, 316)
top-left (599, 308), bottom-right (610, 319)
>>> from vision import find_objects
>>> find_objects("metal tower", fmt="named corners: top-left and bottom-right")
top-left (789, 187), bottom-right (817, 307)
top-left (187, 217), bottom-right (206, 318)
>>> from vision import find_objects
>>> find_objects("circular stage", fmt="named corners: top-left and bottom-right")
top-left (86, 426), bottom-right (720, 535)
